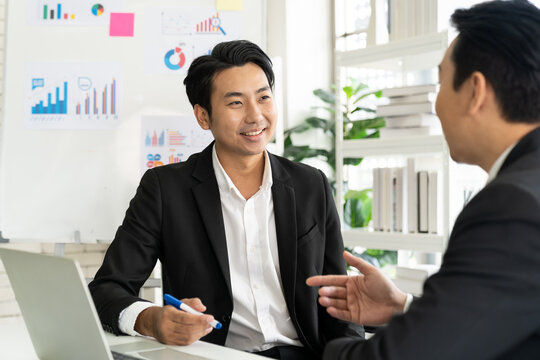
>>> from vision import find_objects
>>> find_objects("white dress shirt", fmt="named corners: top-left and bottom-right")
top-left (486, 142), bottom-right (516, 184)
top-left (119, 145), bottom-right (301, 352)
top-left (212, 146), bottom-right (301, 351)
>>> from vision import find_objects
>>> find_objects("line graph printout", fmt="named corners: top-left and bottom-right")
top-left (25, 62), bottom-right (121, 129)
top-left (145, 7), bottom-right (242, 74)
top-left (141, 115), bottom-right (213, 175)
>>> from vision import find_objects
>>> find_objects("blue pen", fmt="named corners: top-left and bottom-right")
top-left (164, 293), bottom-right (222, 330)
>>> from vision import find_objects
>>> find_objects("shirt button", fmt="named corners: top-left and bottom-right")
top-left (222, 314), bottom-right (231, 323)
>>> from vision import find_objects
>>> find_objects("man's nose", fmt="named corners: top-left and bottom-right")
top-left (245, 101), bottom-right (264, 123)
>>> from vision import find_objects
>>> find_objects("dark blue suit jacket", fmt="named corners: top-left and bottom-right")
top-left (324, 127), bottom-right (540, 359)
top-left (89, 142), bottom-right (363, 356)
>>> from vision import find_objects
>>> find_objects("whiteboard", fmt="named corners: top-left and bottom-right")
top-left (0, 0), bottom-right (266, 242)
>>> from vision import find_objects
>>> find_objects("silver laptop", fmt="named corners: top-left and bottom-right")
top-left (0, 248), bottom-right (211, 360)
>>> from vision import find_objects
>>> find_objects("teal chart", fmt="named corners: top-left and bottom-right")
top-left (25, 62), bottom-right (121, 129)
top-left (27, 0), bottom-right (123, 26)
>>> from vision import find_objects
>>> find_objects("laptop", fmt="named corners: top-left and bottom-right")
top-left (0, 248), bottom-right (212, 360)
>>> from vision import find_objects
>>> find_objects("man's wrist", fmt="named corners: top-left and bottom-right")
top-left (134, 306), bottom-right (161, 338)
top-left (119, 301), bottom-right (158, 336)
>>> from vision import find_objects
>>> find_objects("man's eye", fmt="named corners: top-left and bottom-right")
top-left (228, 101), bottom-right (242, 105)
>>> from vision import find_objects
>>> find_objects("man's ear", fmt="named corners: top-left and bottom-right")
top-left (194, 104), bottom-right (211, 130)
top-left (468, 71), bottom-right (487, 116)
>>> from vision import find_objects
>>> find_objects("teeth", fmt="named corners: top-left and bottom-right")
top-left (243, 129), bottom-right (263, 136)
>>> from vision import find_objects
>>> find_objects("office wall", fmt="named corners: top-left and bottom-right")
top-left (0, 0), bottom-right (265, 243)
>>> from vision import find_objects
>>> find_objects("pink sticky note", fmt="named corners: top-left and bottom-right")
top-left (109, 12), bottom-right (135, 37)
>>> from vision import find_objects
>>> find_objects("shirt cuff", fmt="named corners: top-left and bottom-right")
top-left (118, 301), bottom-right (158, 336)
top-left (403, 293), bottom-right (414, 313)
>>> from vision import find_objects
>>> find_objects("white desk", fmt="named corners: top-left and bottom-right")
top-left (0, 316), bottom-right (265, 360)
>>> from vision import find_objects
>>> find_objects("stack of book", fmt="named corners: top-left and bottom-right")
top-left (377, 84), bottom-right (441, 138)
top-left (389, 0), bottom-right (439, 41)
top-left (393, 264), bottom-right (439, 295)
top-left (371, 158), bottom-right (440, 234)
top-left (0, 257), bottom-right (19, 317)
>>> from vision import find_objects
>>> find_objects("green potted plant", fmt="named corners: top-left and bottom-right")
top-left (284, 79), bottom-right (396, 268)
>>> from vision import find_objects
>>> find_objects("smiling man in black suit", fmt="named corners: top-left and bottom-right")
top-left (89, 40), bottom-right (363, 360)
top-left (308, 1), bottom-right (540, 359)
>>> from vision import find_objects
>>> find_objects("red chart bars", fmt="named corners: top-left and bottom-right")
top-left (196, 12), bottom-right (220, 33)
top-left (75, 78), bottom-right (117, 116)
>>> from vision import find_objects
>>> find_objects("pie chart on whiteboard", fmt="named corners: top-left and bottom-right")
top-left (91, 4), bottom-right (104, 16)
top-left (164, 47), bottom-right (186, 70)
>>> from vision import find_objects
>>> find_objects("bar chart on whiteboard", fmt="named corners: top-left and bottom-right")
top-left (24, 62), bottom-right (121, 129)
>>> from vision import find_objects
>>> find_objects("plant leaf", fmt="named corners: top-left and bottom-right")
top-left (343, 188), bottom-right (372, 228)
top-left (283, 123), bottom-right (311, 137)
top-left (313, 89), bottom-right (336, 104)
top-left (344, 157), bottom-right (363, 166)
top-left (351, 106), bottom-right (376, 114)
top-left (353, 89), bottom-right (383, 104)
top-left (311, 105), bottom-right (335, 114)
top-left (284, 135), bottom-right (292, 148)
top-left (305, 116), bottom-right (330, 130)
top-left (343, 86), bottom-right (354, 99)
top-left (353, 82), bottom-right (369, 95)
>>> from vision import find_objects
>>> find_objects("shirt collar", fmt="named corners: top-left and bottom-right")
top-left (486, 142), bottom-right (517, 184)
top-left (212, 144), bottom-right (273, 196)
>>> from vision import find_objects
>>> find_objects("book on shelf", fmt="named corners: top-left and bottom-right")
top-left (394, 167), bottom-right (404, 232)
top-left (381, 84), bottom-right (438, 98)
top-left (0, 286), bottom-right (15, 303)
top-left (382, 167), bottom-right (393, 232)
top-left (0, 273), bottom-right (10, 288)
top-left (407, 158), bottom-right (417, 233)
top-left (388, 92), bottom-right (437, 105)
top-left (384, 114), bottom-right (440, 128)
top-left (371, 160), bottom-right (440, 235)
top-left (428, 171), bottom-right (439, 234)
top-left (388, 0), bottom-right (439, 41)
top-left (0, 300), bottom-right (20, 317)
top-left (417, 171), bottom-right (429, 233)
top-left (376, 101), bottom-right (436, 117)
top-left (393, 277), bottom-right (424, 296)
top-left (396, 264), bottom-right (439, 281)
top-left (372, 168), bottom-right (381, 231)
top-left (379, 125), bottom-right (442, 138)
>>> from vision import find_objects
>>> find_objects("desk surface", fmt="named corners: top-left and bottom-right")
top-left (0, 316), bottom-right (265, 360)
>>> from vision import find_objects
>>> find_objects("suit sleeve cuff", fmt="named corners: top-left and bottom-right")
top-left (118, 301), bottom-right (158, 336)
top-left (403, 293), bottom-right (414, 313)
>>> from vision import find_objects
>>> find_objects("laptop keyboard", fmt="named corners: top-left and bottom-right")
top-left (112, 350), bottom-right (143, 360)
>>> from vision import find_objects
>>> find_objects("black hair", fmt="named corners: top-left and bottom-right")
top-left (183, 40), bottom-right (274, 116)
top-left (450, 0), bottom-right (540, 123)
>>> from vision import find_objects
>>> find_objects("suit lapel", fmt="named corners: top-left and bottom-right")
top-left (191, 144), bottom-right (232, 300)
top-left (270, 155), bottom-right (298, 316)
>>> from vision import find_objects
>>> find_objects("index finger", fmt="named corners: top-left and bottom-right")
top-left (164, 306), bottom-right (214, 326)
top-left (344, 251), bottom-right (377, 275)
top-left (306, 274), bottom-right (349, 287)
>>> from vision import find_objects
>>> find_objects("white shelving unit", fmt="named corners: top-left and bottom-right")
top-left (334, 32), bottom-right (451, 254)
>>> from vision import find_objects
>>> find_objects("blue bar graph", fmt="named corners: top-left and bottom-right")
top-left (31, 81), bottom-right (68, 115)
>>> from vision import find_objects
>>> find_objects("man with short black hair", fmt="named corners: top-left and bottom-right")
top-left (90, 40), bottom-right (363, 360)
top-left (307, 1), bottom-right (540, 358)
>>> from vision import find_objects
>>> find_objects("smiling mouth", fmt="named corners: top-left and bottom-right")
top-left (241, 128), bottom-right (265, 136)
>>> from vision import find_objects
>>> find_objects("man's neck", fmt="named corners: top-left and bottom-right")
top-left (216, 149), bottom-right (266, 200)
top-left (478, 122), bottom-right (540, 172)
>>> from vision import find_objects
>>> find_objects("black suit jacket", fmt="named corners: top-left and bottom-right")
top-left (324, 127), bottom-right (540, 359)
top-left (89, 143), bottom-right (363, 355)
